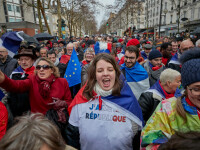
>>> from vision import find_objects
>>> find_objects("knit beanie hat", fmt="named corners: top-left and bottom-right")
top-left (126, 39), bottom-right (140, 47)
top-left (148, 50), bottom-right (162, 60)
top-left (180, 48), bottom-right (200, 88)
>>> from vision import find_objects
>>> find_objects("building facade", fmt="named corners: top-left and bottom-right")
top-left (144, 0), bottom-right (200, 37)
top-left (0, 0), bottom-right (50, 36)
top-left (108, 0), bottom-right (145, 37)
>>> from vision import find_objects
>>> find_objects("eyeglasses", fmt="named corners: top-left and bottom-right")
top-left (187, 86), bottom-right (200, 96)
top-left (124, 55), bottom-right (135, 60)
top-left (0, 51), bottom-right (7, 53)
top-left (36, 65), bottom-right (52, 70)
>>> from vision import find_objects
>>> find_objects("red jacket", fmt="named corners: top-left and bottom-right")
top-left (0, 75), bottom-right (72, 114)
top-left (0, 102), bottom-right (8, 140)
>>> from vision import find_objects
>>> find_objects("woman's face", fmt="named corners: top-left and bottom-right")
top-left (61, 49), bottom-right (65, 56)
top-left (85, 52), bottom-right (94, 62)
top-left (96, 59), bottom-right (116, 91)
top-left (187, 82), bottom-right (200, 109)
top-left (168, 75), bottom-right (181, 93)
top-left (36, 60), bottom-right (53, 79)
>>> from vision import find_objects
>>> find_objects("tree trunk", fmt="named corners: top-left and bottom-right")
top-left (57, 0), bottom-right (62, 38)
top-left (79, 21), bottom-right (82, 37)
top-left (37, 0), bottom-right (43, 33)
top-left (39, 0), bottom-right (51, 34)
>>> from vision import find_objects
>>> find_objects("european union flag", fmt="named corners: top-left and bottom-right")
top-left (64, 49), bottom-right (81, 87)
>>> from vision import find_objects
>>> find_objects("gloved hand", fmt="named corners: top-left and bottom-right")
top-left (48, 97), bottom-right (67, 123)
top-left (49, 97), bottom-right (67, 110)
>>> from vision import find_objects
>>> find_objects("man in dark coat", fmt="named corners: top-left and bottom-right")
top-left (142, 50), bottom-right (165, 87)
top-left (138, 68), bottom-right (181, 124)
top-left (0, 47), bottom-right (17, 77)
top-left (47, 50), bottom-right (67, 78)
top-left (8, 49), bottom-right (35, 121)
top-left (160, 42), bottom-right (172, 67)
top-left (168, 40), bottom-right (194, 72)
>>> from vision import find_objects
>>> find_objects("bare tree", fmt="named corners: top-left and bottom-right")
top-left (23, 0), bottom-right (52, 34)
top-left (61, 0), bottom-right (98, 37)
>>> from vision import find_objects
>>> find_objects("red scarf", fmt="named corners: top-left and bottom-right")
top-left (159, 81), bottom-right (175, 99)
top-left (35, 74), bottom-right (56, 99)
top-left (185, 97), bottom-right (200, 119)
top-left (162, 57), bottom-right (169, 65)
top-left (117, 48), bottom-right (122, 54)
top-left (82, 60), bottom-right (89, 66)
top-left (23, 66), bottom-right (35, 76)
top-left (152, 65), bottom-right (162, 71)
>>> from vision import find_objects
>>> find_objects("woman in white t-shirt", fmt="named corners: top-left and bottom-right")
top-left (67, 53), bottom-right (143, 150)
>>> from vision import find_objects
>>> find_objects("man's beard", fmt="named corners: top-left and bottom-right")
top-left (125, 62), bottom-right (136, 68)
top-left (0, 55), bottom-right (5, 61)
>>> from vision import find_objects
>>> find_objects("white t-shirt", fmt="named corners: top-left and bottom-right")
top-left (69, 98), bottom-right (139, 150)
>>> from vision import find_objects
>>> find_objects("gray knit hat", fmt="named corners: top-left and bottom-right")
top-left (180, 48), bottom-right (200, 88)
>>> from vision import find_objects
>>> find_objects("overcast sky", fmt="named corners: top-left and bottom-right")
top-left (95, 0), bottom-right (115, 29)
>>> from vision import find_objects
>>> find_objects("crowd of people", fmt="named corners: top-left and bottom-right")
top-left (0, 32), bottom-right (200, 150)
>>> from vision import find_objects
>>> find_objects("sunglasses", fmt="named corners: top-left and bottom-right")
top-left (36, 65), bottom-right (52, 70)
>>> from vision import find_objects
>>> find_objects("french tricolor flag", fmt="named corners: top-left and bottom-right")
top-left (94, 41), bottom-right (112, 54)
top-left (0, 31), bottom-right (24, 57)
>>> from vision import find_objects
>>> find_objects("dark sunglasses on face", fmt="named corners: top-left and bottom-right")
top-left (36, 65), bottom-right (52, 70)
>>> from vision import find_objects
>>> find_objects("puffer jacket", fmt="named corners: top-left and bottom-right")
top-left (168, 63), bottom-right (181, 72)
top-left (138, 92), bottom-right (163, 124)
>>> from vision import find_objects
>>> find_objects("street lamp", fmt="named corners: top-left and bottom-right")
top-left (158, 0), bottom-right (163, 38)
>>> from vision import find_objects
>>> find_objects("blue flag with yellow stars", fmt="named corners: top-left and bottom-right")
top-left (64, 49), bottom-right (81, 87)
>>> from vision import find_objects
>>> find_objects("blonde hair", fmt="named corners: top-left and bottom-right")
top-left (160, 68), bottom-right (181, 84)
top-left (0, 113), bottom-right (65, 150)
top-left (34, 57), bottom-right (60, 78)
top-left (83, 47), bottom-right (95, 60)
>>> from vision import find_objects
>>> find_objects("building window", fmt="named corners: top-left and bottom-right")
top-left (165, 2), bottom-right (167, 9)
top-left (170, 15), bottom-right (173, 23)
top-left (198, 8), bottom-right (200, 19)
top-left (6, 0), bottom-right (22, 22)
top-left (16, 18), bottom-right (22, 22)
top-left (15, 6), bottom-right (20, 13)
top-left (184, 0), bottom-right (187, 5)
top-left (6, 29), bottom-right (13, 32)
top-left (7, 4), bottom-right (12, 11)
top-left (35, 29), bottom-right (38, 34)
top-left (156, 7), bottom-right (159, 15)
top-left (191, 9), bottom-right (195, 20)
top-left (183, 11), bottom-right (186, 18)
top-left (8, 17), bottom-right (15, 22)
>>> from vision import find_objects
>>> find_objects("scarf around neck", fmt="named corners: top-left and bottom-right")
top-left (94, 83), bottom-right (112, 97)
top-left (182, 97), bottom-right (200, 119)
top-left (36, 74), bottom-right (56, 99)
top-left (23, 66), bottom-right (35, 76)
